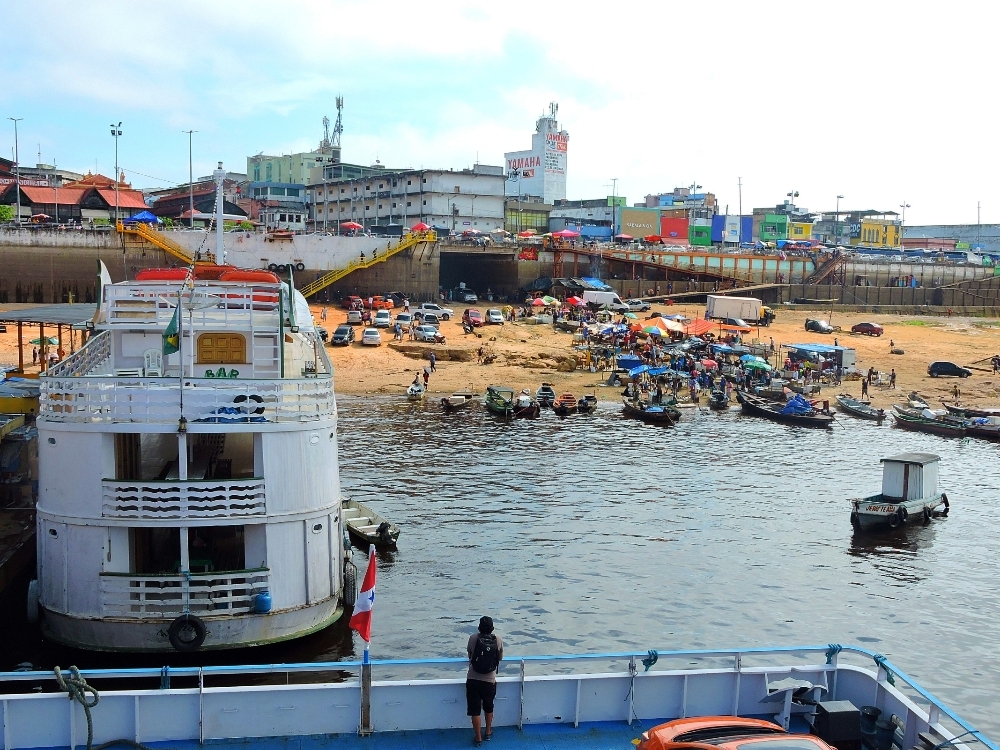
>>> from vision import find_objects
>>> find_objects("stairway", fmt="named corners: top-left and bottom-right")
top-left (805, 253), bottom-right (847, 284)
top-left (298, 231), bottom-right (437, 299)
top-left (116, 221), bottom-right (215, 264)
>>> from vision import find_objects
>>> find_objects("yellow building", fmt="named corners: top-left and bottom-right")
top-left (852, 219), bottom-right (901, 248)
top-left (787, 221), bottom-right (813, 240)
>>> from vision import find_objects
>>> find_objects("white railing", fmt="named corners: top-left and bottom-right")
top-left (46, 329), bottom-right (111, 377)
top-left (100, 568), bottom-right (269, 617)
top-left (102, 478), bottom-right (266, 519)
top-left (39, 373), bottom-right (336, 424)
top-left (103, 282), bottom-right (282, 328)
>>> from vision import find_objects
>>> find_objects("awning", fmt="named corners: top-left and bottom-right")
top-left (0, 303), bottom-right (99, 326)
top-left (684, 319), bottom-right (715, 336)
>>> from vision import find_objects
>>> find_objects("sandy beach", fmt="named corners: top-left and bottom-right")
top-left (2, 302), bottom-right (999, 409)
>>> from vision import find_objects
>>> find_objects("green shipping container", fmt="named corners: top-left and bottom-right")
top-left (689, 224), bottom-right (712, 246)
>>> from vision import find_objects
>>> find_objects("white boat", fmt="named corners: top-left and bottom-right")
top-left (27, 177), bottom-right (346, 652)
top-left (342, 497), bottom-right (400, 548)
top-left (850, 452), bottom-right (949, 531)
top-left (406, 382), bottom-right (426, 400)
top-left (0, 644), bottom-right (988, 750)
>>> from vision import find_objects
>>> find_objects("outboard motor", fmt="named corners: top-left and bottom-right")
top-left (377, 521), bottom-right (393, 545)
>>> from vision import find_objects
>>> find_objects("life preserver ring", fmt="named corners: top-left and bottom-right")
top-left (234, 394), bottom-right (265, 415)
top-left (168, 614), bottom-right (207, 651)
top-left (295, 262), bottom-right (305, 272)
top-left (898, 506), bottom-right (908, 523)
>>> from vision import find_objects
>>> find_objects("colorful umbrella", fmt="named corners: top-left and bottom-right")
top-left (531, 298), bottom-right (546, 306)
top-left (30, 337), bottom-right (59, 345)
top-left (341, 221), bottom-right (363, 230)
top-left (623, 312), bottom-right (638, 319)
top-left (553, 228), bottom-right (580, 238)
top-left (566, 295), bottom-right (584, 305)
top-left (541, 295), bottom-right (559, 305)
top-left (701, 359), bottom-right (719, 369)
top-left (409, 221), bottom-right (430, 231)
top-left (744, 360), bottom-right (772, 371)
top-left (642, 326), bottom-right (665, 336)
top-left (614, 233), bottom-right (633, 241)
top-left (517, 230), bottom-right (537, 237)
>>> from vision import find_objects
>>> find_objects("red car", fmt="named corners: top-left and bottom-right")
top-left (462, 308), bottom-right (483, 327)
top-left (851, 322), bottom-right (884, 336)
top-left (342, 295), bottom-right (363, 310)
top-left (638, 717), bottom-right (837, 750)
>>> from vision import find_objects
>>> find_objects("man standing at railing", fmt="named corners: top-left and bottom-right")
top-left (467, 616), bottom-right (503, 746)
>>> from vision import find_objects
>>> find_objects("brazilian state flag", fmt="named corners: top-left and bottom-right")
top-left (162, 303), bottom-right (180, 355)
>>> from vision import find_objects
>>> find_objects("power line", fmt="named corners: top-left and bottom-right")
top-left (119, 166), bottom-right (178, 184)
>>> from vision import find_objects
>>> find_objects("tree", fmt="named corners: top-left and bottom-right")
top-left (0, 205), bottom-right (13, 223)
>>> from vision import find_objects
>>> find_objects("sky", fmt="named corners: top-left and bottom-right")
top-left (2, 0), bottom-right (997, 225)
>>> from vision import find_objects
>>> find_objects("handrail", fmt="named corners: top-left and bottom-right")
top-left (298, 230), bottom-right (436, 298)
top-left (116, 221), bottom-right (215, 264)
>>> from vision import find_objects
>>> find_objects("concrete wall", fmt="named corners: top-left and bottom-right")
top-left (904, 223), bottom-right (1000, 251)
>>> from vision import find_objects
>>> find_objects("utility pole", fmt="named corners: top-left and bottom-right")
top-left (110, 122), bottom-right (122, 223)
top-left (183, 130), bottom-right (196, 227)
top-left (977, 201), bottom-right (981, 249)
top-left (8, 118), bottom-right (22, 226)
top-left (54, 159), bottom-right (60, 224)
top-left (738, 177), bottom-right (743, 244)
top-left (836, 195), bottom-right (844, 245)
top-left (610, 177), bottom-right (619, 235)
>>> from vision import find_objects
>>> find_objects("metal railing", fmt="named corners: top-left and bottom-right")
top-left (45, 330), bottom-right (111, 377)
top-left (39, 374), bottom-right (336, 424)
top-left (99, 568), bottom-right (269, 617)
top-left (103, 282), bottom-right (282, 328)
top-left (102, 478), bottom-right (266, 519)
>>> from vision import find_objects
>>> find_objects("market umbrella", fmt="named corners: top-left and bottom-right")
top-left (701, 359), bottom-right (719, 369)
top-left (541, 295), bottom-right (559, 305)
top-left (642, 326), bottom-right (664, 336)
top-left (614, 233), bottom-right (633, 241)
top-left (740, 354), bottom-right (767, 363)
top-left (409, 221), bottom-right (430, 231)
top-left (341, 221), bottom-right (363, 230)
top-left (30, 337), bottom-right (59, 346)
top-left (623, 312), bottom-right (638, 319)
top-left (643, 234), bottom-right (662, 243)
top-left (462, 229), bottom-right (482, 236)
top-left (565, 295), bottom-right (583, 305)
top-left (517, 230), bottom-right (537, 237)
top-left (744, 360), bottom-right (772, 371)
top-left (553, 228), bottom-right (580, 238)
top-left (491, 228), bottom-right (508, 235)
top-left (31, 213), bottom-right (51, 220)
top-left (531, 298), bottom-right (546, 306)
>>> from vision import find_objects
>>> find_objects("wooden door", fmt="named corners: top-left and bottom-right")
top-left (197, 333), bottom-right (246, 364)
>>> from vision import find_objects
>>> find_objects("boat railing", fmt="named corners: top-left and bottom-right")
top-left (39, 373), bottom-right (336, 424)
top-left (98, 567), bottom-right (269, 617)
top-left (0, 645), bottom-right (989, 750)
top-left (101, 478), bottom-right (266, 519)
top-left (102, 282), bottom-right (283, 328)
top-left (45, 329), bottom-right (111, 377)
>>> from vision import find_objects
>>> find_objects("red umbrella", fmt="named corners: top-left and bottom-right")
top-left (643, 234), bottom-right (662, 243)
top-left (518, 230), bottom-right (537, 237)
top-left (462, 229), bottom-right (482, 236)
top-left (614, 233), bottom-right (633, 241)
top-left (410, 221), bottom-right (430, 231)
top-left (566, 296), bottom-right (584, 305)
top-left (701, 358), bottom-right (719, 369)
top-left (341, 221), bottom-right (363, 230)
top-left (553, 228), bottom-right (580, 238)
top-left (531, 298), bottom-right (546, 306)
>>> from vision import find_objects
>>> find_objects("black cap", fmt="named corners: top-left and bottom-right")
top-left (478, 616), bottom-right (494, 634)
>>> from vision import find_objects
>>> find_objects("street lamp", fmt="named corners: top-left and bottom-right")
top-left (110, 122), bottom-right (122, 223)
top-left (899, 202), bottom-right (910, 249)
top-left (53, 160), bottom-right (62, 224)
top-left (8, 117), bottom-right (22, 226)
top-left (835, 194), bottom-right (844, 244)
top-left (183, 130), bottom-right (197, 227)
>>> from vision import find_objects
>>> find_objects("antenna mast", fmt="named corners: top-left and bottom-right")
top-left (320, 116), bottom-right (331, 150)
top-left (333, 96), bottom-right (344, 147)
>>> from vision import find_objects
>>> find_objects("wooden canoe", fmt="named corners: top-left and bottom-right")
top-left (441, 391), bottom-right (475, 411)
top-left (553, 392), bottom-right (578, 415)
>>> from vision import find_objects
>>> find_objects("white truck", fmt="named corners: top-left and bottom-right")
top-left (582, 290), bottom-right (625, 309)
top-left (705, 295), bottom-right (762, 322)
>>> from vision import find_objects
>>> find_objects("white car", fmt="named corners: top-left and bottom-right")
top-left (413, 325), bottom-right (444, 343)
top-left (361, 328), bottom-right (382, 346)
top-left (373, 309), bottom-right (392, 328)
top-left (625, 299), bottom-right (651, 312)
top-left (394, 312), bottom-right (413, 329)
top-left (485, 308), bottom-right (504, 324)
top-left (346, 310), bottom-right (363, 325)
top-left (414, 303), bottom-right (454, 321)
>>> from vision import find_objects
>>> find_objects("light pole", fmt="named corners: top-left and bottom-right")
top-left (8, 118), bottom-right (22, 226)
top-left (835, 194), bottom-right (844, 244)
top-left (738, 177), bottom-right (743, 243)
top-left (183, 130), bottom-right (196, 227)
top-left (54, 160), bottom-right (61, 224)
top-left (899, 202), bottom-right (910, 248)
top-left (611, 177), bottom-right (619, 235)
top-left (110, 122), bottom-right (122, 223)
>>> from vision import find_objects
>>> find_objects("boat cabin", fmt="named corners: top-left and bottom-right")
top-left (880, 452), bottom-right (939, 501)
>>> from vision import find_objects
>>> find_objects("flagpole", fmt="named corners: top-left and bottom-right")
top-left (359, 544), bottom-right (374, 736)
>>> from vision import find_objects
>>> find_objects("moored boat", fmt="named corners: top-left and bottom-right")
top-left (835, 393), bottom-right (885, 422)
top-left (708, 389), bottom-right (729, 410)
top-left (485, 385), bottom-right (515, 418)
top-left (736, 390), bottom-right (834, 428)
top-left (513, 389), bottom-right (541, 418)
top-left (577, 394), bottom-right (598, 414)
top-left (535, 382), bottom-right (556, 407)
top-left (552, 392), bottom-right (578, 415)
top-left (850, 453), bottom-right (949, 530)
top-left (907, 391), bottom-right (930, 409)
top-left (622, 397), bottom-right (680, 424)
top-left (891, 406), bottom-right (966, 437)
top-left (342, 497), bottom-right (400, 548)
top-left (941, 400), bottom-right (1000, 418)
top-left (441, 390), bottom-right (475, 411)
top-left (963, 415), bottom-right (1000, 441)
top-left (406, 382), bottom-right (426, 400)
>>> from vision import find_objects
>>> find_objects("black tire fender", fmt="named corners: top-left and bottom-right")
top-left (343, 565), bottom-right (357, 609)
top-left (923, 507), bottom-right (932, 523)
top-left (168, 614), bottom-right (207, 652)
top-left (234, 394), bottom-right (265, 415)
top-left (898, 506), bottom-right (908, 523)
top-left (888, 511), bottom-right (900, 529)
top-left (295, 262), bottom-right (305, 272)
top-left (267, 263), bottom-right (278, 272)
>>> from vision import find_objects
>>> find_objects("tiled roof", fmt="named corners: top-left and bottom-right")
top-left (18, 186), bottom-right (88, 205)
top-left (96, 188), bottom-right (148, 210)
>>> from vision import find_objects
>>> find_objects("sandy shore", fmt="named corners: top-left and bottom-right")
top-left (2, 302), bottom-right (999, 409)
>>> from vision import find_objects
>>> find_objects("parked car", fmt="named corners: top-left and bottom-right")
top-left (637, 716), bottom-right (836, 750)
top-left (373, 309), bottom-right (393, 328)
top-left (331, 325), bottom-right (355, 345)
top-left (421, 312), bottom-right (441, 328)
top-left (457, 289), bottom-right (478, 303)
top-left (346, 310), bottom-right (363, 325)
top-left (361, 328), bottom-right (382, 346)
top-left (414, 303), bottom-right (453, 320)
top-left (384, 291), bottom-right (408, 307)
top-left (851, 321), bottom-right (884, 336)
top-left (928, 361), bottom-right (971, 378)
top-left (485, 308), bottom-right (504, 325)
top-left (462, 309), bottom-right (483, 327)
top-left (719, 317), bottom-right (751, 329)
top-left (609, 300), bottom-right (631, 313)
top-left (805, 318), bottom-right (835, 334)
top-left (316, 325), bottom-right (328, 342)
top-left (413, 325), bottom-right (446, 343)
top-left (625, 298), bottom-right (651, 312)
top-left (394, 312), bottom-right (413, 330)
top-left (368, 295), bottom-right (394, 310)
top-left (342, 295), bottom-right (363, 310)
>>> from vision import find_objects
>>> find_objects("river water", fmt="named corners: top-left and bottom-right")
top-left (5, 396), bottom-right (999, 737)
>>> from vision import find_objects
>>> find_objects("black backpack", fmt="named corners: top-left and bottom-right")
top-left (470, 633), bottom-right (500, 673)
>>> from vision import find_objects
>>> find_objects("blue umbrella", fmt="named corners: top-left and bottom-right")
top-left (740, 354), bottom-right (766, 363)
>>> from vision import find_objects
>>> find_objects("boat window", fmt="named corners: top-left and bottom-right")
top-left (131, 527), bottom-right (181, 574)
top-left (192, 432), bottom-right (256, 479)
top-left (115, 432), bottom-right (179, 481)
top-left (197, 333), bottom-right (246, 364)
top-left (189, 526), bottom-right (246, 573)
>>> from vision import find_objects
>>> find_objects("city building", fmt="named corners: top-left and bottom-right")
top-left (0, 172), bottom-right (147, 223)
top-left (643, 187), bottom-right (717, 220)
top-left (307, 164), bottom-right (505, 233)
top-left (505, 196), bottom-right (551, 234)
top-left (14, 163), bottom-right (84, 186)
top-left (146, 176), bottom-right (248, 224)
top-left (504, 102), bottom-right (569, 205)
top-left (548, 197), bottom-right (617, 237)
top-left (752, 200), bottom-right (815, 243)
top-left (249, 182), bottom-right (308, 230)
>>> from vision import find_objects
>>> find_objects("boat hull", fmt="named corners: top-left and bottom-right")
top-left (622, 400), bottom-right (679, 424)
top-left (737, 391), bottom-right (834, 428)
top-left (39, 598), bottom-right (343, 652)
top-left (835, 395), bottom-right (885, 421)
top-left (891, 413), bottom-right (965, 437)
top-left (851, 493), bottom-right (949, 531)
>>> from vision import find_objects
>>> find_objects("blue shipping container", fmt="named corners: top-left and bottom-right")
top-left (711, 215), bottom-right (726, 243)
top-left (741, 216), bottom-right (753, 243)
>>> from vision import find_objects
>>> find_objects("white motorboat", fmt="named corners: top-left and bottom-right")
top-left (850, 452), bottom-right (949, 531)
top-left (28, 175), bottom-right (346, 652)
top-left (406, 382), bottom-right (426, 400)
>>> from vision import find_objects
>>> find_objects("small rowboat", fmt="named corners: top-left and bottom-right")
top-left (736, 390), bottom-right (835, 428)
top-left (513, 389), bottom-right (541, 418)
top-left (406, 382), bottom-right (426, 401)
top-left (621, 397), bottom-right (680, 424)
top-left (836, 393), bottom-right (885, 422)
top-left (708, 390), bottom-right (729, 411)
top-left (552, 393), bottom-right (578, 415)
top-left (577, 394), bottom-right (598, 414)
top-left (941, 401), bottom-right (1000, 418)
top-left (342, 498), bottom-right (400, 548)
top-left (535, 383), bottom-right (556, 407)
top-left (441, 391), bottom-right (475, 411)
top-left (485, 385), bottom-right (515, 418)
top-left (891, 407), bottom-right (966, 437)
top-left (907, 392), bottom-right (930, 409)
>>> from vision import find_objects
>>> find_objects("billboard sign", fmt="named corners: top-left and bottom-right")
top-left (619, 207), bottom-right (659, 237)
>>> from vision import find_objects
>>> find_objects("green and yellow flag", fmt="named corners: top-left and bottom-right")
top-left (162, 302), bottom-right (180, 355)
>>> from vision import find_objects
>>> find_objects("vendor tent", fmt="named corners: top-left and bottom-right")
top-left (124, 210), bottom-right (162, 224)
top-left (684, 319), bottom-right (715, 337)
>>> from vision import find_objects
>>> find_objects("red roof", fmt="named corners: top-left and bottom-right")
top-left (18, 186), bottom-right (88, 205)
top-left (96, 188), bottom-right (148, 210)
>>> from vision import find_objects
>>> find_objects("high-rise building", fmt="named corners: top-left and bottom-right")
top-left (504, 103), bottom-right (569, 205)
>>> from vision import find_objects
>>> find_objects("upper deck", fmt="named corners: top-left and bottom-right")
top-left (39, 277), bottom-right (336, 428)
